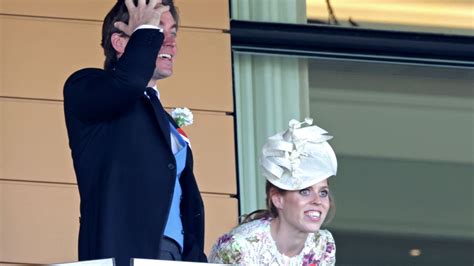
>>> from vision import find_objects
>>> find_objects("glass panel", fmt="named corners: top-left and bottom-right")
top-left (234, 51), bottom-right (474, 263)
top-left (231, 0), bottom-right (474, 36)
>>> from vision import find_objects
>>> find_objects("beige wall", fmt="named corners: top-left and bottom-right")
top-left (0, 0), bottom-right (237, 264)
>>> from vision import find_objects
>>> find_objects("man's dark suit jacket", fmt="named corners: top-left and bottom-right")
top-left (63, 29), bottom-right (206, 266)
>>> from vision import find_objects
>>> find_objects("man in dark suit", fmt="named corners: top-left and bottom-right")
top-left (63, 0), bottom-right (206, 265)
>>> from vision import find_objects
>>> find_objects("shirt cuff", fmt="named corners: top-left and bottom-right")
top-left (134, 25), bottom-right (164, 33)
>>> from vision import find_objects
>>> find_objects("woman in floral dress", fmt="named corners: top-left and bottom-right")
top-left (209, 118), bottom-right (337, 265)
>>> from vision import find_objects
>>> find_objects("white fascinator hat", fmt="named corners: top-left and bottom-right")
top-left (260, 118), bottom-right (337, 190)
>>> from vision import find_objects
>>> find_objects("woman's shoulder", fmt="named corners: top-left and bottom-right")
top-left (304, 229), bottom-right (336, 265)
top-left (215, 218), bottom-right (271, 246)
top-left (307, 229), bottom-right (335, 248)
top-left (318, 229), bottom-right (335, 241)
top-left (208, 218), bottom-right (272, 264)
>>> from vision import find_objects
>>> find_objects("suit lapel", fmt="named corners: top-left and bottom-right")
top-left (144, 94), bottom-right (172, 149)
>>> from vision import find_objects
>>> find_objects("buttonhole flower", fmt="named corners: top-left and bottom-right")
top-left (171, 107), bottom-right (193, 128)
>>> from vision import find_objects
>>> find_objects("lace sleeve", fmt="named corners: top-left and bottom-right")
top-left (320, 230), bottom-right (336, 265)
top-left (208, 233), bottom-right (245, 264)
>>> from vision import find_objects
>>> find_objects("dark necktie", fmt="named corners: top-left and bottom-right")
top-left (145, 87), bottom-right (159, 101)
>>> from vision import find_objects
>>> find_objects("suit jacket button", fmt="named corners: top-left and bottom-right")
top-left (168, 163), bottom-right (175, 170)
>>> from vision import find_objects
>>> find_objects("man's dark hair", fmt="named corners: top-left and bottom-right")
top-left (101, 0), bottom-right (179, 70)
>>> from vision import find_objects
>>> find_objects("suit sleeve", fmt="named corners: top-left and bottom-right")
top-left (63, 29), bottom-right (164, 122)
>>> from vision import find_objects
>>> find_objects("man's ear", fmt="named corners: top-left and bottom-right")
top-left (111, 33), bottom-right (128, 56)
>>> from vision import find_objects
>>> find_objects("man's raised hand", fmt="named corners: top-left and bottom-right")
top-left (114, 0), bottom-right (170, 36)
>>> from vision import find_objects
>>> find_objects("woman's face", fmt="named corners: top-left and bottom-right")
top-left (272, 179), bottom-right (330, 234)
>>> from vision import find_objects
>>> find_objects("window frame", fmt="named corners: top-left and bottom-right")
top-left (231, 20), bottom-right (474, 68)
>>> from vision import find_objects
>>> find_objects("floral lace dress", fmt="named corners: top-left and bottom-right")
top-left (208, 218), bottom-right (336, 265)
